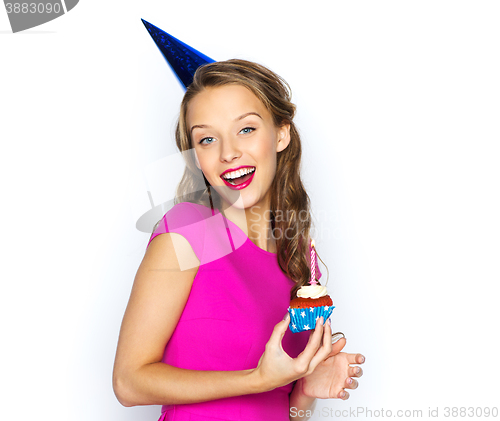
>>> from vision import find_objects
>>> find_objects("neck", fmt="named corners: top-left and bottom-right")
top-left (221, 197), bottom-right (276, 253)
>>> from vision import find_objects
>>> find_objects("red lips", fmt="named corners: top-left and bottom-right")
top-left (220, 165), bottom-right (255, 178)
top-left (220, 166), bottom-right (256, 191)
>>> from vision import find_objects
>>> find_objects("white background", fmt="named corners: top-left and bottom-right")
top-left (1, 1), bottom-right (499, 420)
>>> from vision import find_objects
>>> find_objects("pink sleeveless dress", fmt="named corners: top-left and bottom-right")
top-left (146, 202), bottom-right (322, 421)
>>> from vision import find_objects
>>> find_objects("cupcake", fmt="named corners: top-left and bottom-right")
top-left (288, 239), bottom-right (335, 333)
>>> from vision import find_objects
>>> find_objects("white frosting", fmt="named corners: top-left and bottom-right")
top-left (297, 285), bottom-right (328, 299)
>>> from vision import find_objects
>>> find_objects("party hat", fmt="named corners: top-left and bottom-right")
top-left (141, 19), bottom-right (215, 90)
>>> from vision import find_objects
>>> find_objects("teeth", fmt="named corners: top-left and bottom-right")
top-left (222, 167), bottom-right (255, 180)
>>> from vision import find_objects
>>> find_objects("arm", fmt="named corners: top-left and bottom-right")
top-left (300, 335), bottom-right (364, 401)
top-left (289, 332), bottom-right (365, 420)
top-left (289, 378), bottom-right (317, 421)
top-left (112, 233), bottom-right (333, 407)
top-left (288, 321), bottom-right (336, 421)
top-left (113, 232), bottom-right (261, 406)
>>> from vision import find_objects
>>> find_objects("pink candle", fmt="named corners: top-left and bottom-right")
top-left (310, 238), bottom-right (317, 285)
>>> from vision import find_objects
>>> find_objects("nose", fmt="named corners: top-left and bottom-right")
top-left (219, 136), bottom-right (241, 163)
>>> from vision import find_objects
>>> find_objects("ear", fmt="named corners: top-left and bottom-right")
top-left (276, 123), bottom-right (291, 153)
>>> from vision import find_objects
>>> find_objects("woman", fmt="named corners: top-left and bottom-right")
top-left (113, 59), bottom-right (364, 421)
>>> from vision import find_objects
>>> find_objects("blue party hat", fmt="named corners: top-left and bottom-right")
top-left (141, 19), bottom-right (215, 90)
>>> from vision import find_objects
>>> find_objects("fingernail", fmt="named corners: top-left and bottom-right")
top-left (331, 332), bottom-right (345, 344)
top-left (327, 318), bottom-right (331, 326)
top-left (356, 367), bottom-right (360, 374)
top-left (340, 391), bottom-right (345, 398)
top-left (283, 313), bottom-right (290, 321)
top-left (359, 355), bottom-right (365, 363)
top-left (347, 378), bottom-right (353, 384)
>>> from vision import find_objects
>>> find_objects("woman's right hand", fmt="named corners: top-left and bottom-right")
top-left (252, 313), bottom-right (333, 392)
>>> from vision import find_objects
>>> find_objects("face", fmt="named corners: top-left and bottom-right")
top-left (186, 84), bottom-right (290, 210)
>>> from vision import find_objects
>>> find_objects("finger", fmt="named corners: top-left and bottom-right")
top-left (345, 377), bottom-right (359, 390)
top-left (268, 313), bottom-right (291, 349)
top-left (307, 318), bottom-right (333, 369)
top-left (329, 335), bottom-right (346, 357)
top-left (346, 353), bottom-right (365, 365)
top-left (304, 317), bottom-right (324, 349)
top-left (324, 318), bottom-right (332, 335)
top-left (296, 317), bottom-right (325, 364)
top-left (338, 390), bottom-right (350, 400)
top-left (320, 317), bottom-right (332, 346)
top-left (331, 331), bottom-right (345, 344)
top-left (349, 366), bottom-right (363, 378)
top-left (278, 313), bottom-right (291, 340)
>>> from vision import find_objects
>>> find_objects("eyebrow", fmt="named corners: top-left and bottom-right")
top-left (190, 112), bottom-right (262, 133)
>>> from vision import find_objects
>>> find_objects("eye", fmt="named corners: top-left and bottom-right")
top-left (199, 137), bottom-right (216, 145)
top-left (239, 127), bottom-right (255, 135)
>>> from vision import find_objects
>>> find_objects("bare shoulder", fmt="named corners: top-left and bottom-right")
top-left (143, 232), bottom-right (201, 274)
top-left (113, 233), bottom-right (200, 376)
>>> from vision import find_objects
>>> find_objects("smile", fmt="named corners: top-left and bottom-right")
top-left (220, 166), bottom-right (256, 190)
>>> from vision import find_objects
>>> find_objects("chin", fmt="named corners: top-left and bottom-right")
top-left (218, 192), bottom-right (258, 211)
top-left (226, 194), bottom-right (248, 210)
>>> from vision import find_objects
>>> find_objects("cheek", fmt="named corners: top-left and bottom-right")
top-left (195, 149), bottom-right (215, 171)
top-left (260, 150), bottom-right (278, 182)
top-left (253, 131), bottom-right (277, 157)
top-left (193, 150), bottom-right (201, 168)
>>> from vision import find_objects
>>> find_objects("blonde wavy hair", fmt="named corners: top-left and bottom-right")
top-left (169, 59), bottom-right (327, 298)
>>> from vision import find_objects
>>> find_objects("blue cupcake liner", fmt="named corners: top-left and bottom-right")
top-left (288, 305), bottom-right (335, 333)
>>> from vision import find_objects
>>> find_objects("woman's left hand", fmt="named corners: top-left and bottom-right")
top-left (298, 330), bottom-right (365, 400)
